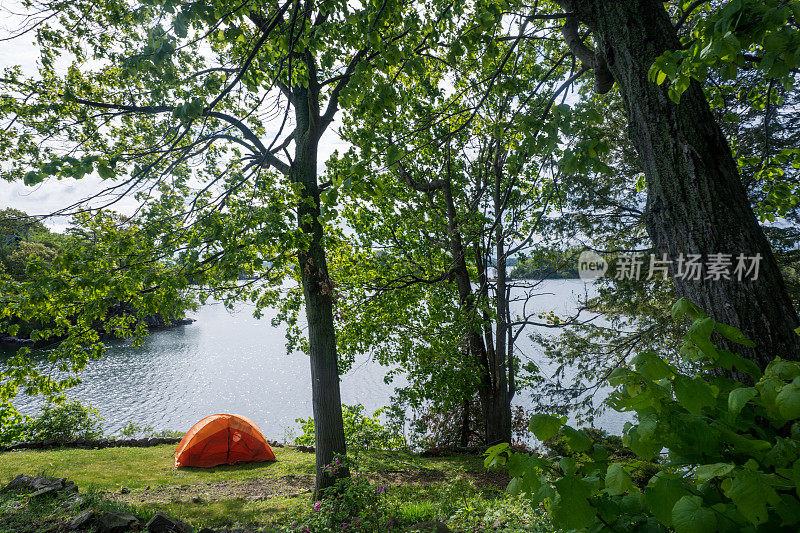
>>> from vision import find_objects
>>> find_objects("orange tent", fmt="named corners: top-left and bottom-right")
top-left (174, 414), bottom-right (276, 468)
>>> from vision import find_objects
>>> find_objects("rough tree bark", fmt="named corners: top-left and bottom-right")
top-left (293, 83), bottom-right (348, 498)
top-left (556, 0), bottom-right (800, 367)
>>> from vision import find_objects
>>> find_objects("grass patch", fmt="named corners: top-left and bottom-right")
top-left (0, 445), bottom-right (315, 492)
top-left (0, 445), bottom-right (542, 531)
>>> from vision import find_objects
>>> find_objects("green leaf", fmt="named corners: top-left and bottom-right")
top-left (528, 414), bottom-right (565, 441)
top-left (673, 375), bottom-right (716, 415)
top-left (765, 358), bottom-right (800, 380)
top-left (728, 387), bottom-right (758, 416)
top-left (688, 316), bottom-right (715, 342)
top-left (716, 349), bottom-right (762, 380)
top-left (174, 13), bottom-right (187, 38)
top-left (606, 462), bottom-right (632, 495)
top-left (97, 164), bottom-right (115, 180)
top-left (714, 322), bottom-right (755, 347)
top-left (632, 351), bottom-right (674, 380)
top-left (672, 298), bottom-right (705, 320)
top-left (386, 145), bottom-right (401, 165)
top-left (776, 377), bottom-right (800, 420)
top-left (506, 477), bottom-right (522, 496)
top-left (23, 171), bottom-right (43, 185)
top-left (694, 462), bottom-right (734, 482)
top-left (559, 456), bottom-right (577, 476)
top-left (645, 473), bottom-right (690, 527)
top-left (671, 495), bottom-right (717, 533)
top-left (552, 476), bottom-right (597, 530)
top-left (483, 442), bottom-right (509, 468)
top-left (725, 468), bottom-right (780, 525)
top-left (562, 425), bottom-right (593, 452)
top-left (775, 493), bottom-right (800, 526)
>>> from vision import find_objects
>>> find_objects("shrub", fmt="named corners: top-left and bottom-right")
top-left (24, 398), bottom-right (103, 442)
top-left (295, 404), bottom-right (405, 452)
top-left (446, 493), bottom-right (554, 533)
top-left (486, 298), bottom-right (800, 532)
top-left (119, 422), bottom-right (183, 439)
top-left (293, 456), bottom-right (397, 532)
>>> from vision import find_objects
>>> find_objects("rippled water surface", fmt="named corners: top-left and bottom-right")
top-left (4, 280), bottom-right (629, 438)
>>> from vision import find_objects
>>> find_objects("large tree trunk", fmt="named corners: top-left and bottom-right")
top-left (293, 86), bottom-right (348, 498)
top-left (568, 0), bottom-right (800, 367)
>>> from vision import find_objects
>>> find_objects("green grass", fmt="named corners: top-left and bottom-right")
top-left (0, 445), bottom-right (520, 531)
top-left (0, 445), bottom-right (315, 491)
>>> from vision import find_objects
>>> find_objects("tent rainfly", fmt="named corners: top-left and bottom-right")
top-left (174, 414), bottom-right (276, 468)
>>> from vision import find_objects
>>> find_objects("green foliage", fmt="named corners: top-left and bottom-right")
top-left (511, 248), bottom-right (580, 279)
top-left (486, 299), bottom-right (800, 531)
top-left (118, 421), bottom-right (182, 439)
top-left (20, 398), bottom-right (104, 444)
top-left (443, 487), bottom-right (554, 533)
top-left (650, 0), bottom-right (800, 103)
top-left (294, 456), bottom-right (396, 532)
top-left (294, 404), bottom-right (406, 452)
top-left (0, 210), bottom-right (198, 430)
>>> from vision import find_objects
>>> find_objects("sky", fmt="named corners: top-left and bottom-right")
top-left (0, 3), bottom-right (348, 231)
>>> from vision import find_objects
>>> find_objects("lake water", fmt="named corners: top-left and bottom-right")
top-left (3, 279), bottom-right (630, 440)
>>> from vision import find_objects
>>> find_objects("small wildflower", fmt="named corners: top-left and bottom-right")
top-left (313, 501), bottom-right (322, 512)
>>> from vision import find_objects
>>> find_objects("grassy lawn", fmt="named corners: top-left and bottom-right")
top-left (0, 445), bottom-right (526, 531)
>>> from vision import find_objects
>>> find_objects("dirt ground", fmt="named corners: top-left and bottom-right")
top-left (108, 470), bottom-right (509, 505)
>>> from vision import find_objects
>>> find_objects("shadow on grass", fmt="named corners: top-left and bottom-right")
top-left (175, 458), bottom-right (279, 475)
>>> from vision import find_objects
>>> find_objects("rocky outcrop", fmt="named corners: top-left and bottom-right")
top-left (0, 436), bottom-right (181, 453)
top-left (70, 511), bottom-right (141, 533)
top-left (3, 474), bottom-right (78, 497)
top-left (145, 511), bottom-right (193, 533)
top-left (4, 474), bottom-right (264, 533)
top-left (0, 314), bottom-right (194, 348)
top-left (0, 335), bottom-right (34, 347)
top-left (141, 315), bottom-right (195, 330)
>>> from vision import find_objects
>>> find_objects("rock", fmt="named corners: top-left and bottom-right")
top-left (120, 487), bottom-right (131, 494)
top-left (146, 511), bottom-right (193, 533)
top-left (30, 485), bottom-right (60, 497)
top-left (191, 494), bottom-right (202, 503)
top-left (409, 520), bottom-right (452, 533)
top-left (94, 512), bottom-right (140, 533)
top-left (5, 474), bottom-right (78, 497)
top-left (3, 474), bottom-right (34, 491)
top-left (70, 510), bottom-right (95, 530)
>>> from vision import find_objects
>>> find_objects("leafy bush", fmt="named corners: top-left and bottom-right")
top-left (295, 404), bottom-right (406, 452)
top-left (446, 492), bottom-right (554, 533)
top-left (541, 427), bottom-right (661, 489)
top-left (24, 398), bottom-right (104, 442)
top-left (293, 456), bottom-right (397, 532)
top-left (486, 298), bottom-right (800, 532)
top-left (118, 421), bottom-right (182, 439)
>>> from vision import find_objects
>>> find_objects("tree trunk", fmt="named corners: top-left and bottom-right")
top-left (293, 86), bottom-right (348, 498)
top-left (489, 156), bottom-right (512, 443)
top-left (571, 0), bottom-right (800, 367)
top-left (442, 173), bottom-right (512, 445)
top-left (459, 398), bottom-right (471, 447)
